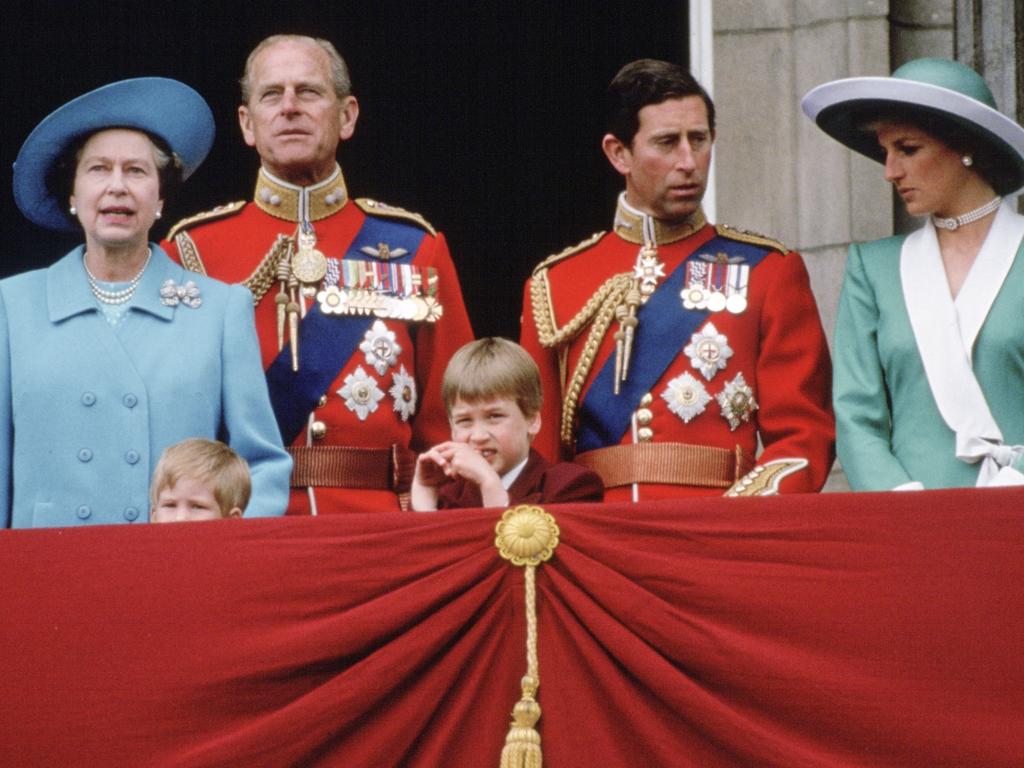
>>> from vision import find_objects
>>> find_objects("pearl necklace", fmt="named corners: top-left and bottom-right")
top-left (83, 248), bottom-right (152, 305)
top-left (932, 196), bottom-right (1002, 231)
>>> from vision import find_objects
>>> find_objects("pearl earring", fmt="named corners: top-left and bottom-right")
top-left (962, 155), bottom-right (973, 167)
top-left (156, 210), bottom-right (162, 219)
top-left (69, 205), bottom-right (77, 215)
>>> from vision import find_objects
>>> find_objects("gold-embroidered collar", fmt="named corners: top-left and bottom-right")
top-left (253, 165), bottom-right (348, 222)
top-left (613, 196), bottom-right (706, 245)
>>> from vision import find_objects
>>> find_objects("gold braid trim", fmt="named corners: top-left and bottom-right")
top-left (165, 201), bottom-right (246, 241)
top-left (559, 276), bottom-right (633, 445)
top-left (725, 458), bottom-right (809, 496)
top-left (715, 223), bottom-right (790, 254)
top-left (354, 198), bottom-right (436, 236)
top-left (531, 231), bottom-right (605, 275)
top-left (530, 268), bottom-right (633, 446)
top-left (174, 232), bottom-right (207, 276)
top-left (243, 234), bottom-right (294, 306)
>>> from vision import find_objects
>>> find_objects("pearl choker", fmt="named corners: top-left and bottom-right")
top-left (83, 249), bottom-right (152, 305)
top-left (932, 196), bottom-right (1002, 231)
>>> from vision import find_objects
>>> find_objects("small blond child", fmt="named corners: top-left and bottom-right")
top-left (411, 338), bottom-right (603, 510)
top-left (150, 438), bottom-right (251, 522)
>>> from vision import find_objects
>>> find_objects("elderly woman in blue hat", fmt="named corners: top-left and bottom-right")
top-left (802, 58), bottom-right (1024, 490)
top-left (1, 78), bottom-right (291, 527)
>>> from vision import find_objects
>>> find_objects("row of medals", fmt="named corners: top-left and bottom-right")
top-left (679, 258), bottom-right (749, 315)
top-left (291, 228), bottom-right (439, 323)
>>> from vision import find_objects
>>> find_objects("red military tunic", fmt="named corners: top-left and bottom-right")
top-left (520, 197), bottom-right (834, 500)
top-left (163, 166), bottom-right (473, 514)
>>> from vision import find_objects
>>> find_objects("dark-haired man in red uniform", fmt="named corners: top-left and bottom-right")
top-left (165, 35), bottom-right (473, 514)
top-left (521, 59), bottom-right (834, 500)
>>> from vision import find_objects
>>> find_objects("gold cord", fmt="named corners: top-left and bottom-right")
top-left (243, 234), bottom-right (293, 305)
top-left (530, 268), bottom-right (634, 446)
top-left (495, 506), bottom-right (560, 768)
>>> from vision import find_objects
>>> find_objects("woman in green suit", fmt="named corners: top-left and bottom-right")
top-left (802, 58), bottom-right (1024, 490)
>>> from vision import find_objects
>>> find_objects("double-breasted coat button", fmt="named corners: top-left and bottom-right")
top-left (78, 448), bottom-right (93, 462)
top-left (81, 392), bottom-right (96, 406)
top-left (123, 393), bottom-right (138, 408)
top-left (76, 505), bottom-right (91, 520)
top-left (123, 507), bottom-right (140, 522)
top-left (311, 420), bottom-right (328, 440)
top-left (125, 450), bottom-right (140, 465)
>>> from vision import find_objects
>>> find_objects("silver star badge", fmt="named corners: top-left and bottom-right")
top-left (359, 320), bottom-right (402, 375)
top-left (661, 372), bottom-right (711, 423)
top-left (338, 366), bottom-right (385, 421)
top-left (684, 322), bottom-right (733, 381)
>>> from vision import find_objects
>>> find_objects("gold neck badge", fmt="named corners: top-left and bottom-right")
top-left (609, 195), bottom-right (707, 394)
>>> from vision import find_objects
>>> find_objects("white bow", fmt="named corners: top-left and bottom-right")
top-left (955, 434), bottom-right (1024, 486)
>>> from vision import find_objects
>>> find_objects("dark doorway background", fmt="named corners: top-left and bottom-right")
top-left (1, 0), bottom-right (687, 338)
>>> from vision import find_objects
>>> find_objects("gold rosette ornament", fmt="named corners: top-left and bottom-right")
top-left (495, 505), bottom-right (560, 566)
top-left (495, 505), bottom-right (560, 768)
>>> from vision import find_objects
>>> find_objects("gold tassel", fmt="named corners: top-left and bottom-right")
top-left (275, 242), bottom-right (292, 352)
top-left (500, 669), bottom-right (543, 767)
top-left (495, 506), bottom-right (560, 768)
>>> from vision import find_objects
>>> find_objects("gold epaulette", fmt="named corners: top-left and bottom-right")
top-left (532, 231), bottom-right (605, 275)
top-left (355, 198), bottom-right (436, 236)
top-left (166, 201), bottom-right (247, 241)
top-left (715, 223), bottom-right (790, 255)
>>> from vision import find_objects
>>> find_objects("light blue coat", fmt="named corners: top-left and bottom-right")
top-left (0, 245), bottom-right (292, 527)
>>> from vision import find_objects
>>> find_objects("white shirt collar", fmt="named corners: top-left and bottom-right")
top-left (500, 455), bottom-right (530, 489)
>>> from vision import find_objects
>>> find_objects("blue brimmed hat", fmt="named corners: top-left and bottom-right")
top-left (801, 58), bottom-right (1024, 195)
top-left (13, 77), bottom-right (215, 232)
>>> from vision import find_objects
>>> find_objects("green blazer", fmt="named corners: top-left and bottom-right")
top-left (834, 233), bottom-right (1024, 490)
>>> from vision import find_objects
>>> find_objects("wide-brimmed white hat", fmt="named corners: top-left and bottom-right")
top-left (13, 77), bottom-right (215, 232)
top-left (801, 58), bottom-right (1024, 195)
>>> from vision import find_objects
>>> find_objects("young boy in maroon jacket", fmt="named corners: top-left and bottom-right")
top-left (411, 338), bottom-right (603, 510)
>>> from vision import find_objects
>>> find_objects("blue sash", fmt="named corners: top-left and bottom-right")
top-left (575, 235), bottom-right (770, 453)
top-left (266, 217), bottom-right (426, 444)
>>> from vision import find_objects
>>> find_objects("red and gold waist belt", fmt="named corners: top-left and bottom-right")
top-left (289, 445), bottom-right (416, 492)
top-left (575, 442), bottom-right (753, 489)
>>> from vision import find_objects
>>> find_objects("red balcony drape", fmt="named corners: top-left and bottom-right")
top-left (1, 488), bottom-right (1021, 767)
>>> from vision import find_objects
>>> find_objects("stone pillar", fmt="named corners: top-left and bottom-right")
top-left (889, 0), bottom-right (956, 231)
top-left (956, 0), bottom-right (1024, 212)
top-left (713, 1), bottom-right (892, 490)
top-left (713, 1), bottom-right (891, 342)
top-left (957, 0), bottom-right (1022, 119)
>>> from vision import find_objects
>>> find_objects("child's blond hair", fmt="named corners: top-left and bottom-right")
top-left (441, 338), bottom-right (542, 418)
top-left (150, 438), bottom-right (251, 516)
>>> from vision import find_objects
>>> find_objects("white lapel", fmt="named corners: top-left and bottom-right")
top-left (900, 215), bottom-right (1024, 485)
top-left (953, 201), bottom-right (1024, 357)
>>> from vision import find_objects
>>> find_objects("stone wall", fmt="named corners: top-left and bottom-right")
top-left (713, 1), bottom-right (894, 490)
top-left (709, 0), bottom-right (1019, 490)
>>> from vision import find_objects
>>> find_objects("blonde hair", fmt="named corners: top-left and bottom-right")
top-left (150, 438), bottom-right (251, 516)
top-left (442, 338), bottom-right (543, 418)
